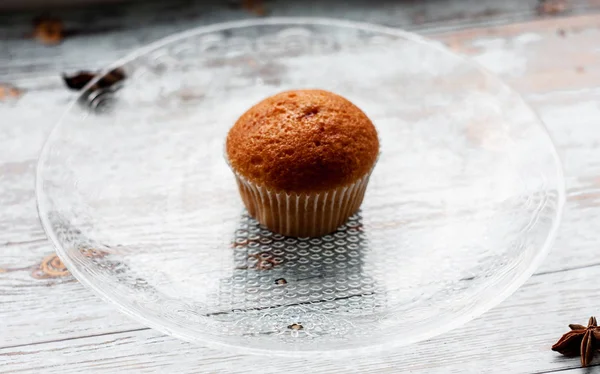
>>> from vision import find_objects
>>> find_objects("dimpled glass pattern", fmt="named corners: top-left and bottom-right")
top-left (36, 19), bottom-right (564, 355)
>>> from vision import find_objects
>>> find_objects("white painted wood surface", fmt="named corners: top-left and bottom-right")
top-left (2, 1), bottom-right (600, 372)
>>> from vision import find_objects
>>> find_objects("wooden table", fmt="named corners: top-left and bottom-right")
top-left (2, 1), bottom-right (600, 372)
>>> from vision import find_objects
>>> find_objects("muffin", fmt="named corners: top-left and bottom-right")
top-left (226, 89), bottom-right (379, 237)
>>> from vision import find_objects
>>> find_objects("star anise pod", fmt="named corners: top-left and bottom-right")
top-left (552, 316), bottom-right (600, 367)
top-left (62, 68), bottom-right (126, 91)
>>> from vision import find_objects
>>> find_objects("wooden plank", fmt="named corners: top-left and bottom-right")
top-left (1, 1), bottom-right (600, 372)
top-left (0, 87), bottom-right (70, 244)
top-left (1, 0), bottom-right (599, 81)
top-left (1, 86), bottom-right (600, 351)
top-left (2, 261), bottom-right (599, 373)
top-left (3, 8), bottom-right (600, 96)
top-left (0, 239), bottom-right (142, 349)
top-left (0, 87), bottom-right (143, 347)
top-left (435, 13), bottom-right (600, 93)
top-left (1, 11), bottom-right (600, 350)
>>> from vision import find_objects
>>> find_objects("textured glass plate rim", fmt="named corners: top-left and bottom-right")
top-left (35, 17), bottom-right (566, 357)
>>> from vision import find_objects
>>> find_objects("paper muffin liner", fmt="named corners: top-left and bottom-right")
top-left (232, 170), bottom-right (373, 237)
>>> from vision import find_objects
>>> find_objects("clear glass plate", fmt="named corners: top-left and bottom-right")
top-left (36, 18), bottom-right (565, 356)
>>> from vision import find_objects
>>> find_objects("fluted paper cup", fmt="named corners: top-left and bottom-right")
top-left (232, 171), bottom-right (373, 237)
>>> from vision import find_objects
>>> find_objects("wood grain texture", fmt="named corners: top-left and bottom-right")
top-left (2, 0), bottom-right (600, 373)
top-left (436, 13), bottom-right (600, 93)
top-left (2, 260), bottom-right (600, 373)
top-left (3, 88), bottom-right (600, 366)
top-left (1, 0), bottom-right (598, 80)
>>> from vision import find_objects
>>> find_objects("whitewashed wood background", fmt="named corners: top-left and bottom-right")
top-left (2, 0), bottom-right (600, 373)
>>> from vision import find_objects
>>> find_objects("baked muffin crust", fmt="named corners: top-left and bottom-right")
top-left (226, 89), bottom-right (379, 193)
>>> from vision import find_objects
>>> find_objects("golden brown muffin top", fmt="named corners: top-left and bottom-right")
top-left (226, 89), bottom-right (379, 193)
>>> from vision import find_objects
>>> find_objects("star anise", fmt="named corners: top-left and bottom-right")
top-left (62, 68), bottom-right (126, 91)
top-left (552, 316), bottom-right (600, 367)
